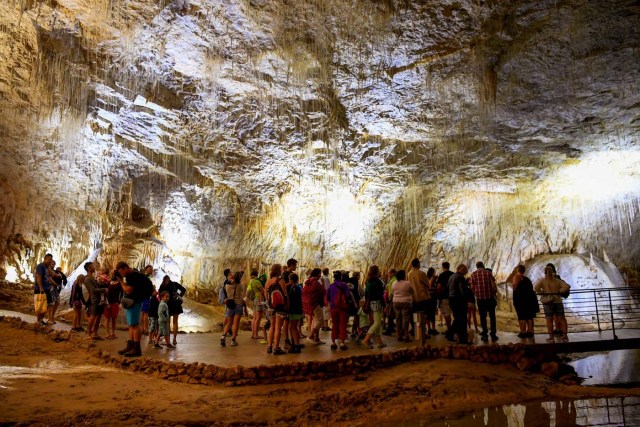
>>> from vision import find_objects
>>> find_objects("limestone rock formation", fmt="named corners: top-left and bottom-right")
top-left (0, 0), bottom-right (639, 286)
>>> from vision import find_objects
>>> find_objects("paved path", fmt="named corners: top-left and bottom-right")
top-left (2, 310), bottom-right (638, 368)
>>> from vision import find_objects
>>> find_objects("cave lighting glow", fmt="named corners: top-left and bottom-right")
top-left (551, 150), bottom-right (640, 203)
top-left (5, 266), bottom-right (18, 283)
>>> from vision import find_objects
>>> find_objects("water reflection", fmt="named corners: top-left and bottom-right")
top-left (568, 349), bottom-right (640, 387)
top-left (422, 397), bottom-right (640, 427)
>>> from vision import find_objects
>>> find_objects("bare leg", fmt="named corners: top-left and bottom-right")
top-left (231, 315), bottom-right (241, 340)
top-left (172, 315), bottom-right (179, 343)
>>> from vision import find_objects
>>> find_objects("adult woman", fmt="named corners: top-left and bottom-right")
top-left (324, 271), bottom-right (348, 350)
top-left (265, 264), bottom-right (288, 355)
top-left (361, 265), bottom-right (386, 349)
top-left (534, 266), bottom-right (570, 342)
top-left (512, 265), bottom-right (538, 338)
top-left (220, 271), bottom-right (246, 347)
top-left (247, 269), bottom-right (265, 339)
top-left (159, 275), bottom-right (186, 345)
top-left (69, 274), bottom-right (86, 331)
top-left (287, 273), bottom-right (303, 353)
top-left (391, 270), bottom-right (413, 342)
top-left (425, 267), bottom-right (439, 335)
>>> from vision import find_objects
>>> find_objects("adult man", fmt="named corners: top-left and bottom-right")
top-left (115, 261), bottom-right (152, 357)
top-left (447, 264), bottom-right (471, 344)
top-left (534, 266), bottom-right (570, 343)
top-left (436, 262), bottom-right (453, 331)
top-left (47, 262), bottom-right (66, 324)
top-left (468, 261), bottom-right (498, 342)
top-left (407, 258), bottom-right (431, 340)
top-left (302, 268), bottom-right (326, 344)
top-left (34, 253), bottom-right (53, 326)
top-left (84, 262), bottom-right (107, 340)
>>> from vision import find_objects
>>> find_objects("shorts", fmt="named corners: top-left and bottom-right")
top-left (253, 299), bottom-right (265, 312)
top-left (44, 289), bottom-right (53, 305)
top-left (141, 298), bottom-right (150, 313)
top-left (543, 302), bottom-right (565, 318)
top-left (149, 317), bottom-right (159, 333)
top-left (125, 303), bottom-right (142, 326)
top-left (426, 298), bottom-right (437, 322)
top-left (439, 299), bottom-right (452, 316)
top-left (104, 303), bottom-right (120, 319)
top-left (72, 300), bottom-right (83, 309)
top-left (159, 320), bottom-right (169, 337)
top-left (89, 303), bottom-right (105, 317)
top-left (225, 305), bottom-right (244, 317)
top-left (289, 313), bottom-right (304, 321)
top-left (312, 305), bottom-right (324, 329)
top-left (50, 287), bottom-right (60, 303)
top-left (275, 311), bottom-right (289, 320)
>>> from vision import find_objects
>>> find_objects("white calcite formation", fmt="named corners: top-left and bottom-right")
top-left (0, 0), bottom-right (639, 287)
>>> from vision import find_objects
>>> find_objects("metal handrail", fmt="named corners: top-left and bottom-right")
top-left (501, 286), bottom-right (640, 340)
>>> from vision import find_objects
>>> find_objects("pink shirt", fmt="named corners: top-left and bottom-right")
top-left (392, 280), bottom-right (413, 304)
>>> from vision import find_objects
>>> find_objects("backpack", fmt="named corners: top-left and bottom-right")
top-left (333, 285), bottom-right (351, 310)
top-left (269, 283), bottom-right (288, 312)
top-left (247, 278), bottom-right (260, 300)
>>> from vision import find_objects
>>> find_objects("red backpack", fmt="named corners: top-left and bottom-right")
top-left (333, 285), bottom-right (350, 310)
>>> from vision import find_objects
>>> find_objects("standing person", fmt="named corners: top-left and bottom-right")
top-left (468, 262), bottom-right (498, 342)
top-left (47, 262), bottom-right (66, 324)
top-left (287, 273), bottom-right (304, 353)
top-left (534, 266), bottom-right (570, 343)
top-left (408, 258), bottom-right (432, 341)
top-left (361, 265), bottom-right (386, 349)
top-left (327, 271), bottom-right (351, 351)
top-left (436, 262), bottom-right (454, 331)
top-left (348, 272), bottom-right (362, 338)
top-left (159, 275), bottom-right (186, 345)
top-left (220, 271), bottom-right (246, 347)
top-left (247, 269), bottom-right (266, 340)
top-left (104, 272), bottom-right (123, 339)
top-left (84, 262), bottom-right (108, 340)
top-left (320, 268), bottom-right (332, 331)
top-left (266, 264), bottom-right (288, 355)
top-left (69, 274), bottom-right (86, 331)
top-left (157, 292), bottom-right (175, 348)
top-left (383, 269), bottom-right (397, 336)
top-left (392, 270), bottom-right (413, 342)
top-left (466, 283), bottom-right (479, 333)
top-left (34, 253), bottom-right (53, 326)
top-left (426, 267), bottom-right (439, 335)
top-left (148, 289), bottom-right (160, 347)
top-left (447, 264), bottom-right (471, 344)
top-left (140, 266), bottom-right (153, 337)
top-left (302, 268), bottom-right (326, 345)
top-left (546, 263), bottom-right (567, 336)
top-left (115, 261), bottom-right (152, 357)
top-left (512, 265), bottom-right (538, 338)
top-left (220, 269), bottom-right (232, 336)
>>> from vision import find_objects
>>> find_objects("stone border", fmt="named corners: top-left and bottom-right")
top-left (0, 316), bottom-right (579, 386)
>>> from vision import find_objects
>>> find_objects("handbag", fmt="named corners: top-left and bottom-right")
top-left (225, 285), bottom-right (237, 309)
top-left (34, 293), bottom-right (48, 314)
top-left (539, 294), bottom-right (554, 305)
top-left (121, 295), bottom-right (135, 309)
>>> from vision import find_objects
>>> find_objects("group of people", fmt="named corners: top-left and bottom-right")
top-left (34, 254), bottom-right (186, 357)
top-left (33, 252), bottom-right (572, 358)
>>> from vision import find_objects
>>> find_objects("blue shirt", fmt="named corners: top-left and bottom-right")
top-left (35, 263), bottom-right (50, 294)
top-left (158, 300), bottom-right (169, 322)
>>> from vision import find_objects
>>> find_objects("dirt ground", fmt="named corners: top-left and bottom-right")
top-left (1, 323), bottom-right (639, 426)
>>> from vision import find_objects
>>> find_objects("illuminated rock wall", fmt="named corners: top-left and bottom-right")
top-left (0, 0), bottom-right (639, 286)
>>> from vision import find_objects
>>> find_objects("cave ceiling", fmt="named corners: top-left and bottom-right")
top-left (0, 0), bottom-right (639, 286)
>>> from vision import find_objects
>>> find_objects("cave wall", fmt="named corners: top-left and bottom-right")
top-left (0, 0), bottom-right (639, 285)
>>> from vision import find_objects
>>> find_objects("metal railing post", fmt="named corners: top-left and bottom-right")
top-left (594, 290), bottom-right (601, 332)
top-left (608, 291), bottom-right (618, 340)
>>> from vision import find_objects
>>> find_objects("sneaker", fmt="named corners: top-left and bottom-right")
top-left (546, 337), bottom-right (555, 343)
top-left (315, 340), bottom-right (326, 345)
top-left (273, 347), bottom-right (286, 355)
top-left (220, 336), bottom-right (226, 347)
top-left (40, 321), bottom-right (48, 326)
top-left (259, 340), bottom-right (268, 345)
top-left (360, 342), bottom-right (373, 350)
top-left (266, 346), bottom-right (272, 354)
top-left (339, 344), bottom-right (348, 351)
top-left (517, 332), bottom-right (527, 338)
top-left (172, 338), bottom-right (177, 345)
top-left (230, 340), bottom-right (238, 347)
top-left (165, 343), bottom-right (175, 349)
top-left (490, 334), bottom-right (499, 342)
top-left (561, 336), bottom-right (569, 342)
top-left (153, 343), bottom-right (162, 349)
top-left (377, 343), bottom-right (387, 349)
top-left (330, 343), bottom-right (338, 350)
top-left (480, 335), bottom-right (489, 342)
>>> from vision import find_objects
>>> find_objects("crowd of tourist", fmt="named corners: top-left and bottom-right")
top-left (33, 253), bottom-right (572, 358)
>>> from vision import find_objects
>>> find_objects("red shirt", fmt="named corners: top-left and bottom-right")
top-left (302, 277), bottom-right (326, 315)
top-left (469, 269), bottom-right (495, 300)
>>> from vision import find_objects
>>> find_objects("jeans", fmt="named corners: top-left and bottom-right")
top-left (477, 298), bottom-right (497, 335)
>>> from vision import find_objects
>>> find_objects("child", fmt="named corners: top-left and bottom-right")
top-left (157, 292), bottom-right (175, 349)
top-left (355, 300), bottom-right (371, 345)
top-left (148, 289), bottom-right (160, 348)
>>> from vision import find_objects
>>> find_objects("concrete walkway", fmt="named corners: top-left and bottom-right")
top-left (2, 310), bottom-right (638, 368)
